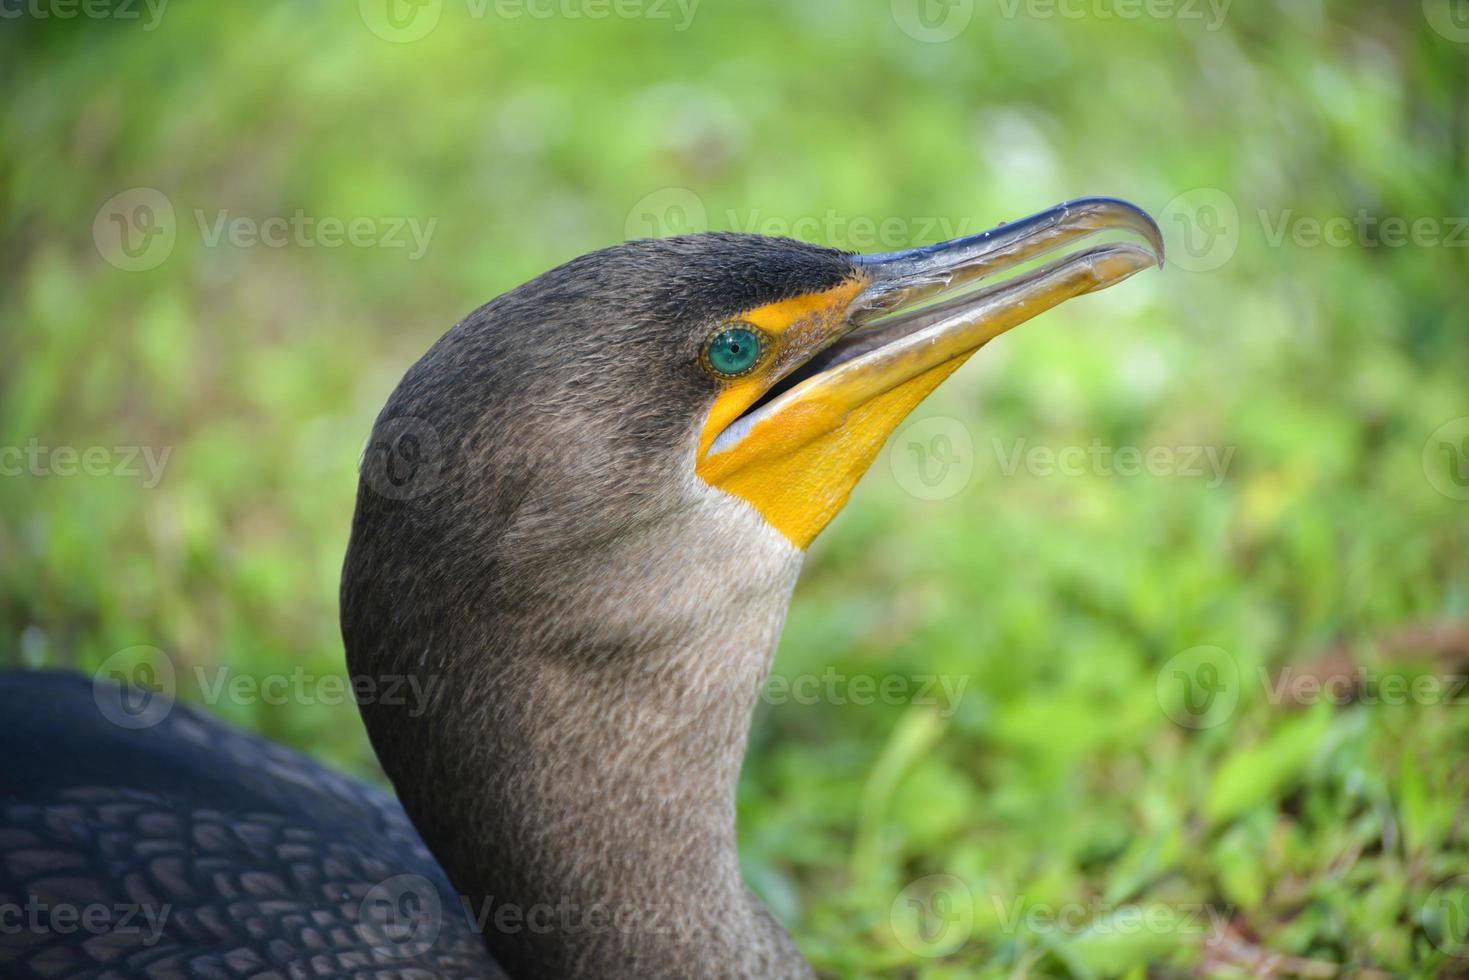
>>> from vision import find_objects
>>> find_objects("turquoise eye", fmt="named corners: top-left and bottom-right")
top-left (704, 327), bottom-right (764, 378)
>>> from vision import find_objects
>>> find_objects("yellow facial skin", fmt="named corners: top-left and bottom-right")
top-left (693, 278), bottom-right (870, 462)
top-left (695, 275), bottom-right (916, 548)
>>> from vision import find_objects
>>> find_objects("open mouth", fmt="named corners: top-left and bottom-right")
top-left (708, 198), bottom-right (1164, 456)
top-left (693, 196), bottom-right (1163, 548)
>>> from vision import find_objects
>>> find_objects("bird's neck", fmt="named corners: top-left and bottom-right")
top-left (347, 485), bottom-right (813, 979)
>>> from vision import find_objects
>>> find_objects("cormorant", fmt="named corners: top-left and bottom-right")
top-left (0, 198), bottom-right (1162, 979)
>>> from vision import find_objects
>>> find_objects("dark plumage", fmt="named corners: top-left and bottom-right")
top-left (0, 671), bottom-right (497, 979)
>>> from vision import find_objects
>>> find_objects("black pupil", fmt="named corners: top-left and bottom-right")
top-left (708, 328), bottom-right (759, 376)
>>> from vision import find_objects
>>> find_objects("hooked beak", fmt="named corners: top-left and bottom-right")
top-left (696, 197), bottom-right (1164, 548)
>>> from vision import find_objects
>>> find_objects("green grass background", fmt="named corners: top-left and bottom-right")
top-left (3, 2), bottom-right (1468, 976)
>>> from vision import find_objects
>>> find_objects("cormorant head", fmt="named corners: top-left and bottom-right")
top-left (351, 197), bottom-right (1163, 585)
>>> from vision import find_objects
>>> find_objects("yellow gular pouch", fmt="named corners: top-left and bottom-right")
top-left (693, 198), bottom-right (1165, 551)
top-left (700, 354), bottom-right (971, 549)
